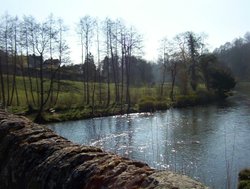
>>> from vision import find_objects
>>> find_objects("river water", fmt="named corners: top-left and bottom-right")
top-left (47, 90), bottom-right (250, 188)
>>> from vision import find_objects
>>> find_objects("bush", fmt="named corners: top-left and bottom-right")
top-left (174, 94), bottom-right (198, 107)
top-left (209, 68), bottom-right (236, 98)
top-left (239, 169), bottom-right (250, 180)
top-left (138, 96), bottom-right (170, 112)
top-left (138, 97), bottom-right (156, 112)
top-left (196, 90), bottom-right (217, 104)
top-left (238, 168), bottom-right (250, 189)
top-left (154, 101), bottom-right (169, 110)
top-left (238, 180), bottom-right (250, 189)
top-left (174, 90), bottom-right (220, 108)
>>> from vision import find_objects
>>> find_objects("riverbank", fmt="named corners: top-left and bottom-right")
top-left (18, 90), bottom-right (223, 124)
top-left (14, 90), bottom-right (224, 124)
top-left (1, 73), bottom-right (238, 123)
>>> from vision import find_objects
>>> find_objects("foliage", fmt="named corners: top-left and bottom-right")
top-left (174, 94), bottom-right (198, 107)
top-left (174, 90), bottom-right (218, 107)
top-left (215, 32), bottom-right (250, 81)
top-left (186, 31), bottom-right (201, 91)
top-left (239, 169), bottom-right (250, 181)
top-left (199, 53), bottom-right (217, 90)
top-left (138, 96), bottom-right (169, 112)
top-left (209, 68), bottom-right (236, 98)
top-left (238, 169), bottom-right (250, 189)
top-left (238, 181), bottom-right (250, 189)
top-left (138, 96), bottom-right (156, 112)
top-left (0, 12), bottom-right (240, 121)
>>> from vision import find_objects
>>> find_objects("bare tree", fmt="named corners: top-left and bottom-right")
top-left (0, 15), bottom-right (7, 108)
top-left (158, 37), bottom-right (169, 97)
top-left (158, 37), bottom-right (179, 100)
top-left (47, 14), bottom-right (58, 105)
top-left (173, 33), bottom-right (189, 95)
top-left (118, 22), bottom-right (126, 110)
top-left (77, 15), bottom-right (96, 105)
top-left (9, 16), bottom-right (20, 106)
top-left (22, 15), bottom-right (39, 107)
top-left (123, 27), bottom-right (143, 113)
top-left (168, 59), bottom-right (177, 101)
top-left (103, 18), bottom-right (111, 106)
top-left (108, 19), bottom-right (120, 103)
top-left (1, 13), bottom-right (12, 106)
top-left (0, 55), bottom-right (5, 108)
top-left (54, 18), bottom-right (70, 106)
top-left (33, 20), bottom-right (51, 122)
top-left (19, 18), bottom-right (30, 106)
top-left (95, 20), bottom-right (103, 105)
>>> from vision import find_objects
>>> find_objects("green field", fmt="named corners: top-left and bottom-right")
top-left (0, 75), bottom-right (220, 123)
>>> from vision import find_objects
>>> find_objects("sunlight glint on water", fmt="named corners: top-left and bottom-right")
top-left (48, 93), bottom-right (250, 189)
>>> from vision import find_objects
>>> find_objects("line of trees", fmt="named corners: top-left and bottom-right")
top-left (76, 16), bottom-right (145, 113)
top-left (0, 13), bottom-right (237, 121)
top-left (214, 32), bottom-right (250, 81)
top-left (158, 31), bottom-right (236, 100)
top-left (0, 13), bottom-right (69, 121)
top-left (0, 13), bottom-right (148, 120)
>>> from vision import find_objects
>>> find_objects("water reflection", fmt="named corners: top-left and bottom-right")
top-left (48, 95), bottom-right (250, 189)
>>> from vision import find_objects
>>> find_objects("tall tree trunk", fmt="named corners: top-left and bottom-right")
top-left (125, 53), bottom-right (131, 114)
top-left (106, 57), bottom-right (110, 107)
top-left (5, 40), bottom-right (10, 106)
top-left (27, 55), bottom-right (36, 107)
top-left (54, 69), bottom-right (61, 106)
top-left (96, 23), bottom-right (102, 105)
top-left (49, 61), bottom-right (54, 106)
top-left (120, 43), bottom-right (125, 112)
top-left (91, 70), bottom-right (97, 114)
top-left (109, 32), bottom-right (119, 104)
top-left (35, 55), bottom-right (44, 122)
top-left (10, 28), bottom-right (18, 105)
top-left (86, 52), bottom-right (90, 105)
top-left (160, 63), bottom-right (167, 97)
top-left (0, 56), bottom-right (6, 109)
top-left (170, 63), bottom-right (177, 101)
top-left (20, 55), bottom-right (29, 105)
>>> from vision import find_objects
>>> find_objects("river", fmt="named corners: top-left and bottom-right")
top-left (47, 88), bottom-right (250, 188)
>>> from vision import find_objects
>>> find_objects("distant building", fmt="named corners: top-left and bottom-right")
top-left (43, 58), bottom-right (60, 68)
top-left (28, 54), bottom-right (41, 68)
top-left (28, 56), bottom-right (60, 69)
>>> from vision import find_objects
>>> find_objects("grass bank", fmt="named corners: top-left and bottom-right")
top-left (26, 89), bottom-right (221, 123)
top-left (0, 75), bottom-right (225, 123)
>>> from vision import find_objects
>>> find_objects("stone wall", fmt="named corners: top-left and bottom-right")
top-left (0, 110), bottom-right (208, 189)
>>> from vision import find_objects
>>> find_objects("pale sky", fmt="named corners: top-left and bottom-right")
top-left (1, 0), bottom-right (250, 63)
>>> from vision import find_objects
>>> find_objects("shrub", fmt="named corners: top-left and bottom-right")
top-left (196, 90), bottom-right (217, 104)
top-left (239, 169), bottom-right (250, 181)
top-left (154, 101), bottom-right (169, 110)
top-left (209, 68), bottom-right (236, 98)
top-left (138, 97), bottom-right (155, 112)
top-left (238, 168), bottom-right (250, 189)
top-left (174, 90), bottom-right (220, 108)
top-left (174, 94), bottom-right (198, 107)
top-left (238, 180), bottom-right (250, 189)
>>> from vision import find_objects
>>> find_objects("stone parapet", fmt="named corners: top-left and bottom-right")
top-left (0, 110), bottom-right (208, 189)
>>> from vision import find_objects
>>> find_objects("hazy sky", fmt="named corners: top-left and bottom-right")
top-left (1, 0), bottom-right (250, 63)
